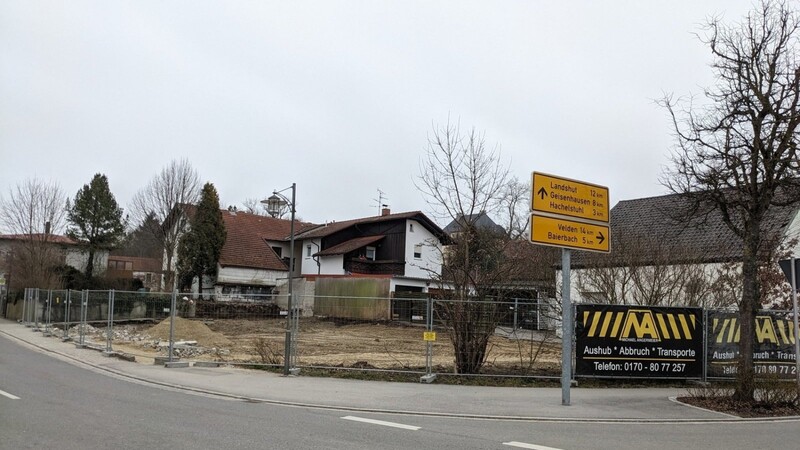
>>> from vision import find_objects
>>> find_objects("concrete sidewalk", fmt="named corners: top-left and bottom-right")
top-left (0, 319), bottom-right (741, 422)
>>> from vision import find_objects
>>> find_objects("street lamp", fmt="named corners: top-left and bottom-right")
top-left (262, 182), bottom-right (297, 375)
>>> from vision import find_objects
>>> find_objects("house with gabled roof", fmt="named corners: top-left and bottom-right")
top-left (565, 192), bottom-right (800, 308)
top-left (0, 233), bottom-right (110, 281)
top-left (180, 206), bottom-right (449, 319)
top-left (442, 211), bottom-right (506, 236)
top-left (205, 208), bottom-right (317, 300)
top-left (289, 209), bottom-right (448, 319)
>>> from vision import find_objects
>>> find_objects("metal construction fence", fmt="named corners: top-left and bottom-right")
top-left (10, 289), bottom-right (797, 382)
top-left (11, 288), bottom-right (560, 378)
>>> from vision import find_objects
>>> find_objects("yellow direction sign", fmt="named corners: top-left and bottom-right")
top-left (531, 172), bottom-right (609, 223)
top-left (530, 214), bottom-right (610, 253)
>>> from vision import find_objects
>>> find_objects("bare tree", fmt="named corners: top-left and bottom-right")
top-left (576, 234), bottom-right (730, 308)
top-left (417, 119), bottom-right (519, 374)
top-left (129, 159), bottom-right (200, 291)
top-left (241, 197), bottom-right (270, 216)
top-left (417, 118), bottom-right (509, 225)
top-left (661, 0), bottom-right (800, 402)
top-left (497, 176), bottom-right (531, 239)
top-left (0, 178), bottom-right (68, 290)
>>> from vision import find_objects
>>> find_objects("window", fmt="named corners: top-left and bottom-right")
top-left (413, 244), bottom-right (422, 259)
top-left (365, 246), bottom-right (376, 261)
top-left (306, 245), bottom-right (312, 257)
top-left (409, 223), bottom-right (414, 232)
top-left (272, 246), bottom-right (282, 258)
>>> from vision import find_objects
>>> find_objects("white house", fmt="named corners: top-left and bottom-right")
top-left (181, 208), bottom-right (449, 318)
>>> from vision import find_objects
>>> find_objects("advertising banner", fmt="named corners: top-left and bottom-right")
top-left (575, 304), bottom-right (703, 378)
top-left (707, 310), bottom-right (797, 379)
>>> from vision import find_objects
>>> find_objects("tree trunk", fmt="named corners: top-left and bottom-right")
top-left (733, 222), bottom-right (761, 403)
top-left (164, 250), bottom-right (174, 292)
top-left (84, 248), bottom-right (95, 279)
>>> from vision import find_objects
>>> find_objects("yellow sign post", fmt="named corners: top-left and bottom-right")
top-left (531, 172), bottom-right (609, 222)
top-left (529, 171), bottom-right (611, 406)
top-left (423, 331), bottom-right (437, 342)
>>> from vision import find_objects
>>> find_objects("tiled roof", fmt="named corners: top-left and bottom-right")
top-left (0, 234), bottom-right (78, 245)
top-left (218, 210), bottom-right (318, 270)
top-left (443, 212), bottom-right (505, 235)
top-left (296, 211), bottom-right (446, 240)
top-left (315, 235), bottom-right (385, 256)
top-left (570, 192), bottom-right (800, 268)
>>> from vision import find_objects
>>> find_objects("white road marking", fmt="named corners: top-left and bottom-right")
top-left (503, 442), bottom-right (563, 450)
top-left (341, 416), bottom-right (421, 430)
top-left (0, 389), bottom-right (20, 400)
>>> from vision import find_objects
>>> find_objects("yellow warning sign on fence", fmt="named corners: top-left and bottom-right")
top-left (423, 332), bottom-right (437, 341)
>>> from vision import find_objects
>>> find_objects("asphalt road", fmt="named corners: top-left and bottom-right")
top-left (1, 335), bottom-right (799, 450)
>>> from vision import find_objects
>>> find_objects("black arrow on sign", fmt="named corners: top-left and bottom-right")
top-left (537, 187), bottom-right (547, 200)
top-left (597, 231), bottom-right (605, 245)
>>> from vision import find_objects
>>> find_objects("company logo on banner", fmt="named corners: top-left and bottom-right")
top-left (576, 304), bottom-right (703, 379)
top-left (581, 309), bottom-right (697, 342)
top-left (707, 310), bottom-right (797, 378)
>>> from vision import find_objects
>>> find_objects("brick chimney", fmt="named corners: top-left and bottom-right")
top-left (381, 207), bottom-right (391, 216)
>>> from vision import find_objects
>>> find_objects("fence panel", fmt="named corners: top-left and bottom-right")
top-left (296, 295), bottom-right (429, 372)
top-left (706, 308), bottom-right (797, 380)
top-left (432, 298), bottom-right (561, 376)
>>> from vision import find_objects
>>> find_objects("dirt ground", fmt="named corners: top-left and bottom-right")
top-left (90, 317), bottom-right (562, 374)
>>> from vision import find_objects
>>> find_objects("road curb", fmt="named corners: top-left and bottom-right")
top-left (2, 327), bottom-right (799, 424)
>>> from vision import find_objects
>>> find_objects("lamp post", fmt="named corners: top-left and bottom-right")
top-left (262, 182), bottom-right (297, 375)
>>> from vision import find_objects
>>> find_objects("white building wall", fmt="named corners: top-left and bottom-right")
top-left (319, 255), bottom-right (346, 275)
top-left (559, 261), bottom-right (736, 307)
top-left (65, 248), bottom-right (109, 274)
top-left (299, 238), bottom-right (322, 275)
top-left (403, 219), bottom-right (442, 279)
top-left (216, 266), bottom-right (285, 286)
top-left (782, 210), bottom-right (800, 256)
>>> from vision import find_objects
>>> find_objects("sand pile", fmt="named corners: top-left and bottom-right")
top-left (147, 317), bottom-right (232, 348)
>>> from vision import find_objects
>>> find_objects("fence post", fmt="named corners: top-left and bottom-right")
top-left (32, 288), bottom-right (41, 331)
top-left (291, 293), bottom-right (299, 373)
top-left (43, 290), bottom-right (53, 336)
top-left (702, 308), bottom-right (708, 383)
top-left (513, 297), bottom-right (519, 332)
top-left (77, 290), bottom-right (87, 347)
top-left (23, 288), bottom-right (30, 326)
top-left (20, 288), bottom-right (25, 324)
top-left (421, 296), bottom-right (437, 383)
top-left (31, 289), bottom-right (38, 330)
top-left (62, 290), bottom-right (71, 341)
top-left (168, 290), bottom-right (176, 362)
top-left (536, 292), bottom-right (541, 331)
top-left (105, 290), bottom-right (114, 354)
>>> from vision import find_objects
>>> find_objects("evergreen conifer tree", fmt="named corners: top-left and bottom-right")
top-left (66, 173), bottom-right (126, 279)
top-left (177, 182), bottom-right (226, 294)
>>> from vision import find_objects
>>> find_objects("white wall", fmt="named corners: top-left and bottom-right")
top-left (299, 238), bottom-right (323, 275)
top-left (782, 210), bottom-right (800, 256)
top-left (389, 278), bottom-right (429, 292)
top-left (65, 248), bottom-right (109, 274)
top-left (216, 266), bottom-right (285, 286)
top-left (560, 261), bottom-right (737, 307)
top-left (403, 219), bottom-right (442, 279)
top-left (319, 255), bottom-right (346, 275)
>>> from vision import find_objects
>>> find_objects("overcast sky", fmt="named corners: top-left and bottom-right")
top-left (0, 1), bottom-right (757, 227)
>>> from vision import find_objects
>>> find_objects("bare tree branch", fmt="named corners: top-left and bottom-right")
top-left (129, 159), bottom-right (200, 291)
